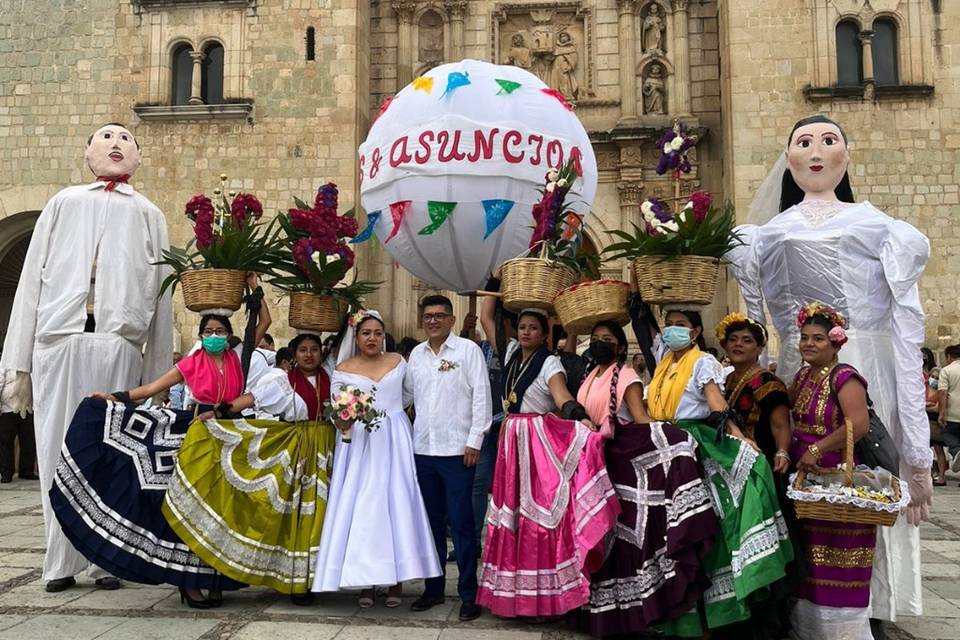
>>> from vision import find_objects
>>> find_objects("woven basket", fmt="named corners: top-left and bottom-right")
top-left (500, 258), bottom-right (577, 313)
top-left (792, 418), bottom-right (901, 527)
top-left (553, 279), bottom-right (630, 335)
top-left (180, 269), bottom-right (247, 313)
top-left (288, 292), bottom-right (345, 333)
top-left (632, 255), bottom-right (720, 306)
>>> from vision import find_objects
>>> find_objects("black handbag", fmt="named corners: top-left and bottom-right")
top-left (829, 367), bottom-right (900, 474)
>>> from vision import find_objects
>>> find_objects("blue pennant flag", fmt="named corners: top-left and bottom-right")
top-left (482, 199), bottom-right (514, 239)
top-left (442, 71), bottom-right (471, 98)
top-left (350, 210), bottom-right (381, 244)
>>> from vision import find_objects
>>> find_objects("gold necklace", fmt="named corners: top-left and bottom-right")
top-left (503, 350), bottom-right (539, 414)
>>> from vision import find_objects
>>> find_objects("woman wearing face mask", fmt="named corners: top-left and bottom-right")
top-left (646, 309), bottom-right (793, 636)
top-left (728, 115), bottom-right (932, 622)
top-left (571, 319), bottom-right (719, 637)
top-left (312, 311), bottom-right (441, 608)
top-left (80, 313), bottom-right (249, 608)
top-left (161, 331), bottom-right (337, 606)
top-left (477, 309), bottom-right (620, 618)
top-left (788, 303), bottom-right (873, 640)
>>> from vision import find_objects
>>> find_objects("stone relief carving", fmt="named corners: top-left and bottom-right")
top-left (642, 62), bottom-right (666, 114)
top-left (642, 3), bottom-right (666, 54)
top-left (493, 3), bottom-right (593, 102)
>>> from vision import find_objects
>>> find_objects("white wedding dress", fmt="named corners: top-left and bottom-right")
top-left (311, 358), bottom-right (442, 590)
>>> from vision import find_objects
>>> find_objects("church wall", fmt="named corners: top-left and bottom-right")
top-left (720, 0), bottom-right (960, 350)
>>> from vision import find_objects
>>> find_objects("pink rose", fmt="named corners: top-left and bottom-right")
top-left (339, 409), bottom-right (352, 421)
top-left (828, 325), bottom-right (848, 347)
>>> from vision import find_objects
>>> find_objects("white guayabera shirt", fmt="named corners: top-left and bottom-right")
top-left (404, 333), bottom-right (492, 456)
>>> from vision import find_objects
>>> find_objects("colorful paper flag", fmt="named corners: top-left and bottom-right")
top-left (386, 200), bottom-right (411, 243)
top-left (350, 210), bottom-right (381, 244)
top-left (442, 71), bottom-right (471, 98)
top-left (375, 95), bottom-right (395, 121)
top-left (541, 88), bottom-right (573, 111)
top-left (482, 199), bottom-right (515, 239)
top-left (412, 76), bottom-right (434, 93)
top-left (495, 79), bottom-right (522, 95)
top-left (418, 201), bottom-right (456, 235)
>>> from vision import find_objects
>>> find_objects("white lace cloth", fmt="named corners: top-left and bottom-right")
top-left (787, 467), bottom-right (910, 514)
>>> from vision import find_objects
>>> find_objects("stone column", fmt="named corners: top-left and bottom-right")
top-left (393, 1), bottom-right (416, 88)
top-left (188, 49), bottom-right (205, 105)
top-left (860, 30), bottom-right (875, 99)
top-left (617, 181), bottom-right (645, 280)
top-left (671, 0), bottom-right (692, 115)
top-left (445, 0), bottom-right (467, 61)
top-left (617, 0), bottom-right (638, 123)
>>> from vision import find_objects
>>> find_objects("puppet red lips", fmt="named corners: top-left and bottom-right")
top-left (810, 164), bottom-right (823, 172)
top-left (109, 152), bottom-right (124, 161)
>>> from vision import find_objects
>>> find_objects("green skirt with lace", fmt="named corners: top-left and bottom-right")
top-left (656, 420), bottom-right (794, 635)
top-left (162, 418), bottom-right (336, 594)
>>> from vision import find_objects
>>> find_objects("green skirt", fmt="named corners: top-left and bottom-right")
top-left (657, 420), bottom-right (794, 634)
top-left (162, 418), bottom-right (336, 594)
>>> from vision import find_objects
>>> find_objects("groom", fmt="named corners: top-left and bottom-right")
top-left (405, 295), bottom-right (491, 621)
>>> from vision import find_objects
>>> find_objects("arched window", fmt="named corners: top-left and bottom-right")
top-left (201, 42), bottom-right (224, 104)
top-left (836, 20), bottom-right (863, 87)
top-left (873, 18), bottom-right (899, 85)
top-left (171, 44), bottom-right (193, 105)
top-left (305, 27), bottom-right (316, 61)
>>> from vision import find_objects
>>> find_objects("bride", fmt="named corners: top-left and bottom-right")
top-left (311, 310), bottom-right (441, 607)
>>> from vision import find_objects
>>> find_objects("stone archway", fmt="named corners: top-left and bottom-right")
top-left (0, 211), bottom-right (40, 347)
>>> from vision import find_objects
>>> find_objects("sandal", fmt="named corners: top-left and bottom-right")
top-left (358, 588), bottom-right (375, 608)
top-left (934, 479), bottom-right (947, 487)
top-left (385, 584), bottom-right (402, 608)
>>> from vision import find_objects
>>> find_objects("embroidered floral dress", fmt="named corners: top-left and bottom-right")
top-left (477, 345), bottom-right (620, 617)
top-left (649, 350), bottom-right (793, 635)
top-left (571, 363), bottom-right (718, 637)
top-left (789, 363), bottom-right (876, 640)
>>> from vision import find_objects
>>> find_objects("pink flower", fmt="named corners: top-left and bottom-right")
top-left (828, 326), bottom-right (848, 347)
top-left (230, 193), bottom-right (263, 226)
top-left (339, 409), bottom-right (352, 422)
top-left (184, 195), bottom-right (214, 222)
top-left (690, 191), bottom-right (713, 223)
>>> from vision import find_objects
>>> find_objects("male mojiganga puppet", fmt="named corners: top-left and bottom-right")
top-left (729, 115), bottom-right (933, 626)
top-left (0, 124), bottom-right (172, 592)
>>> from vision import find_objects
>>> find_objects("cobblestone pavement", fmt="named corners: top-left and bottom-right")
top-left (1, 476), bottom-right (958, 640)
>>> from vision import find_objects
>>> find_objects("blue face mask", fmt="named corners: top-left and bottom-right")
top-left (930, 378), bottom-right (939, 390)
top-left (662, 326), bottom-right (693, 352)
top-left (202, 334), bottom-right (229, 354)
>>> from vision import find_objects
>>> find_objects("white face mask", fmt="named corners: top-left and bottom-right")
top-left (85, 125), bottom-right (141, 178)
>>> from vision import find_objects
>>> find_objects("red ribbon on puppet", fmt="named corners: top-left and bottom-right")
top-left (386, 200), bottom-right (411, 243)
top-left (97, 174), bottom-right (130, 191)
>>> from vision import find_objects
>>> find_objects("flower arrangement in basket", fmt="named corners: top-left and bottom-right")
top-left (268, 183), bottom-right (379, 332)
top-left (157, 174), bottom-right (286, 312)
top-left (500, 158), bottom-right (599, 312)
top-left (604, 122), bottom-right (743, 306)
top-left (324, 383), bottom-right (385, 443)
top-left (787, 420), bottom-right (909, 527)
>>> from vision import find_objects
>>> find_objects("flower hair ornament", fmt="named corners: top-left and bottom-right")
top-left (715, 312), bottom-right (768, 345)
top-left (796, 301), bottom-right (848, 347)
top-left (347, 309), bottom-right (369, 328)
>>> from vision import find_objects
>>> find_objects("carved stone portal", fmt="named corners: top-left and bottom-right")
top-left (418, 10), bottom-right (444, 71)
top-left (492, 2), bottom-right (593, 102)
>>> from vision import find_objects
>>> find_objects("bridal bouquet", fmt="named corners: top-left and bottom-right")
top-left (324, 384), bottom-right (384, 443)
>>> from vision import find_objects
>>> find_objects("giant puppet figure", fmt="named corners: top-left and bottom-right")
top-left (729, 115), bottom-right (933, 626)
top-left (0, 123), bottom-right (172, 591)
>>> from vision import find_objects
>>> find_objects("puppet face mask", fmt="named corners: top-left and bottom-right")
top-left (85, 125), bottom-right (141, 178)
top-left (785, 122), bottom-right (849, 199)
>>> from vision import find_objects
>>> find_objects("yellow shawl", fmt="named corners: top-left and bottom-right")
top-left (647, 346), bottom-right (702, 421)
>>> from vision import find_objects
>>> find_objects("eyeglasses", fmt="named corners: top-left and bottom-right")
top-left (422, 313), bottom-right (452, 323)
top-left (201, 329), bottom-right (229, 337)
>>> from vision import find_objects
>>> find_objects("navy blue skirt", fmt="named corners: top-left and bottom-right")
top-left (50, 397), bottom-right (243, 590)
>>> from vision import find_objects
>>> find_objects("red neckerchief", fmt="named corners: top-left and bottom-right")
top-left (97, 174), bottom-right (130, 191)
top-left (288, 367), bottom-right (330, 421)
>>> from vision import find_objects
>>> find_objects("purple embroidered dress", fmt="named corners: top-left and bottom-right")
top-left (790, 363), bottom-right (876, 639)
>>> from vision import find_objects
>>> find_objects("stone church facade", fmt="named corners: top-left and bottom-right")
top-left (0, 0), bottom-right (956, 354)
